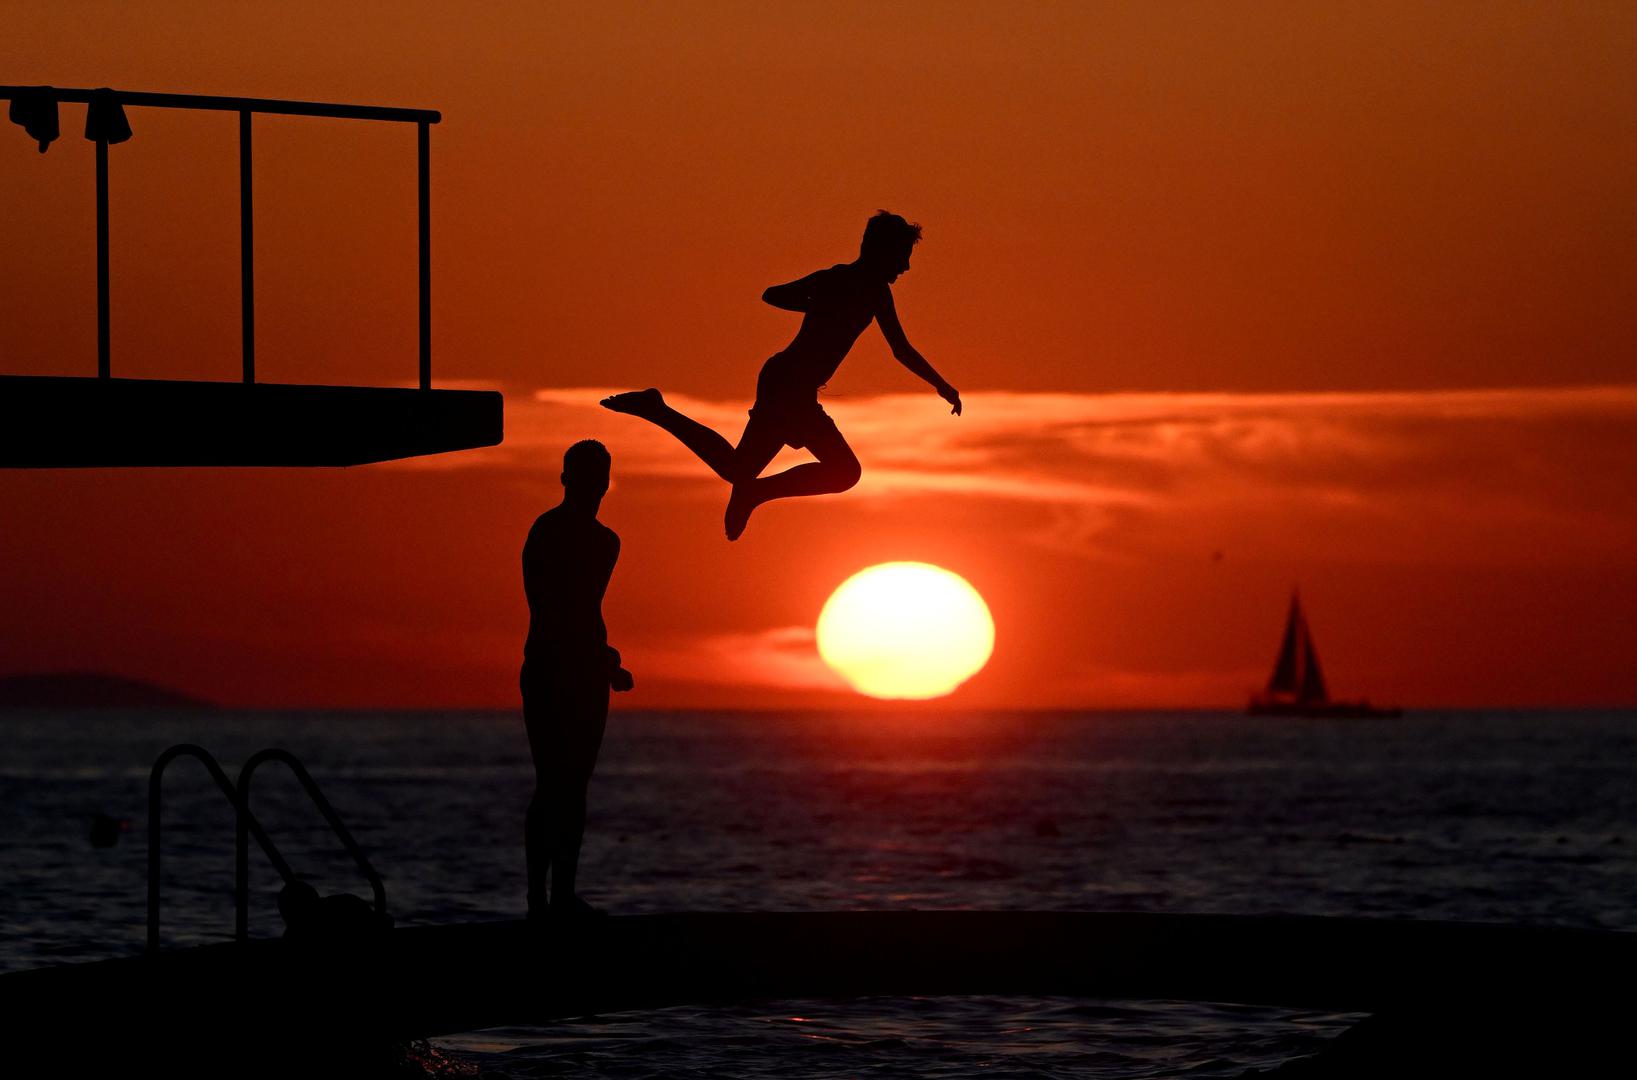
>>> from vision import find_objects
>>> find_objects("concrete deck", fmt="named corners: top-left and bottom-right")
top-left (2, 911), bottom-right (1628, 1045)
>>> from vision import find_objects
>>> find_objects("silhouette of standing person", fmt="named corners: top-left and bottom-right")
top-left (521, 439), bottom-right (633, 918)
top-left (602, 211), bottom-right (961, 541)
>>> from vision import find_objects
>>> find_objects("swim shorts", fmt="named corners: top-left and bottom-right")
top-left (752, 357), bottom-right (841, 450)
top-left (520, 663), bottom-right (609, 782)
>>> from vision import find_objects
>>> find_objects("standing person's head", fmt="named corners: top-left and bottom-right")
top-left (561, 439), bottom-right (611, 507)
top-left (860, 210), bottom-right (921, 283)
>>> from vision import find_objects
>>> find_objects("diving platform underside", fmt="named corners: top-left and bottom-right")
top-left (2, 912), bottom-right (1630, 1049)
top-left (0, 375), bottom-right (502, 466)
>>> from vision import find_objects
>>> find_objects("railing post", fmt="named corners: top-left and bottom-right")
top-left (417, 119), bottom-right (431, 389)
top-left (95, 137), bottom-right (110, 378)
top-left (239, 110), bottom-right (254, 384)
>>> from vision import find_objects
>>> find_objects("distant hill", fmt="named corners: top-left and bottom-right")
top-left (0, 672), bottom-right (211, 709)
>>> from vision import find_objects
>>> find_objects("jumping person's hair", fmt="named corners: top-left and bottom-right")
top-left (861, 210), bottom-right (922, 259)
top-left (562, 439), bottom-right (611, 480)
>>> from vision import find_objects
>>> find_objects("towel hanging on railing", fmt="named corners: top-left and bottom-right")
top-left (7, 86), bottom-right (59, 152)
top-left (84, 88), bottom-right (132, 145)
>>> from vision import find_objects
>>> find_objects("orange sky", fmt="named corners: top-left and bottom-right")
top-left (3, 3), bottom-right (1634, 708)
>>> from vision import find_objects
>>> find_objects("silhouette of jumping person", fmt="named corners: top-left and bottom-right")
top-left (521, 439), bottom-right (634, 918)
top-left (602, 211), bottom-right (961, 540)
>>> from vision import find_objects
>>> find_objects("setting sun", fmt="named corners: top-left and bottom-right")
top-left (816, 562), bottom-right (996, 700)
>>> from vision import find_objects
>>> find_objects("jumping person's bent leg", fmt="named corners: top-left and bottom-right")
top-left (601, 389), bottom-right (739, 482)
top-left (725, 418), bottom-right (859, 541)
top-left (722, 412), bottom-right (787, 540)
top-left (744, 419), bottom-right (861, 503)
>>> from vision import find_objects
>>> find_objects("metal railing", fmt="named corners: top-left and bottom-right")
top-left (0, 85), bottom-right (441, 387)
top-left (147, 743), bottom-right (295, 953)
top-left (147, 742), bottom-right (388, 952)
top-left (234, 747), bottom-right (386, 941)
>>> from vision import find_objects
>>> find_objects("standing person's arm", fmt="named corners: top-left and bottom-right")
top-left (876, 288), bottom-right (961, 415)
top-left (602, 531), bottom-right (635, 692)
top-left (607, 647), bottom-right (634, 691)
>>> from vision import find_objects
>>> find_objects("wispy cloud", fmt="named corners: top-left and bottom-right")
top-left (384, 379), bottom-right (1637, 576)
top-left (506, 383), bottom-right (1637, 491)
top-left (631, 624), bottom-right (847, 691)
top-left (454, 383), bottom-right (1637, 562)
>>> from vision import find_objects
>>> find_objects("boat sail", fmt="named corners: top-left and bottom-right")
top-left (1247, 592), bottom-right (1401, 718)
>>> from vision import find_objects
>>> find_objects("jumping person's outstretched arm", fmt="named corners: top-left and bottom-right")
top-left (877, 287), bottom-right (961, 415)
top-left (762, 270), bottom-right (827, 312)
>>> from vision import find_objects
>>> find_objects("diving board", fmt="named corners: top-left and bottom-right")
top-left (1, 85), bottom-right (505, 467)
top-left (0, 375), bottom-right (502, 467)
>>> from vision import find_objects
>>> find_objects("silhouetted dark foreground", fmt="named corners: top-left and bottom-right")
top-left (1251, 999), bottom-right (1632, 1079)
top-left (1, 912), bottom-right (1630, 1078)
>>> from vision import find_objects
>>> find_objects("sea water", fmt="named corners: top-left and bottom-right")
top-left (3, 709), bottom-right (1634, 1077)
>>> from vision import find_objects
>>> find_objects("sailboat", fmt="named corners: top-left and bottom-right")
top-left (1247, 591), bottom-right (1401, 718)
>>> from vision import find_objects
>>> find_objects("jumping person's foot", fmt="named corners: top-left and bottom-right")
top-left (724, 484), bottom-right (756, 541)
top-left (600, 388), bottom-right (665, 420)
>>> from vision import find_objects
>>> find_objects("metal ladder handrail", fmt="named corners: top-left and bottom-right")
top-left (147, 743), bottom-right (295, 953)
top-left (234, 747), bottom-right (387, 941)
